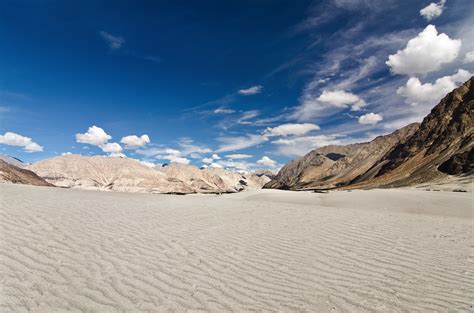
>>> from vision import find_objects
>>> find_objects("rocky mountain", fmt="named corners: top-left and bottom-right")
top-left (0, 154), bottom-right (27, 168)
top-left (352, 76), bottom-right (473, 188)
top-left (28, 154), bottom-right (270, 194)
top-left (0, 160), bottom-right (52, 186)
top-left (265, 76), bottom-right (473, 190)
top-left (265, 123), bottom-right (419, 190)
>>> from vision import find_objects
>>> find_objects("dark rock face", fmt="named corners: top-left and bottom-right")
top-left (438, 148), bottom-right (474, 175)
top-left (0, 160), bottom-right (53, 186)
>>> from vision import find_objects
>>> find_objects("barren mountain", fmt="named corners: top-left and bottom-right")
top-left (0, 154), bottom-right (27, 168)
top-left (352, 76), bottom-right (474, 188)
top-left (0, 160), bottom-right (52, 186)
top-left (28, 154), bottom-right (270, 194)
top-left (158, 163), bottom-right (271, 193)
top-left (29, 155), bottom-right (194, 193)
top-left (264, 123), bottom-right (419, 190)
top-left (265, 76), bottom-right (473, 190)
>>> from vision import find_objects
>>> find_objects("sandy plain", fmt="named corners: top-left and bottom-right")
top-left (1, 184), bottom-right (473, 312)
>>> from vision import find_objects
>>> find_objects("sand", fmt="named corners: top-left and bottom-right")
top-left (1, 184), bottom-right (473, 312)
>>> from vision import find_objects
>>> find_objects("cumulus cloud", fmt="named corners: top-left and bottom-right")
top-left (264, 123), bottom-right (320, 137)
top-left (420, 0), bottom-right (446, 21)
top-left (100, 142), bottom-right (125, 157)
top-left (217, 134), bottom-right (268, 152)
top-left (76, 126), bottom-right (111, 146)
top-left (214, 107), bottom-right (235, 114)
top-left (464, 51), bottom-right (474, 63)
top-left (293, 90), bottom-right (366, 120)
top-left (120, 134), bottom-right (150, 148)
top-left (397, 69), bottom-right (472, 106)
top-left (238, 85), bottom-right (263, 95)
top-left (0, 132), bottom-right (43, 152)
top-left (99, 31), bottom-right (125, 50)
top-left (386, 25), bottom-right (461, 76)
top-left (225, 154), bottom-right (253, 159)
top-left (162, 154), bottom-right (190, 165)
top-left (202, 157), bottom-right (213, 164)
top-left (358, 113), bottom-right (383, 125)
top-left (256, 156), bottom-right (277, 168)
top-left (211, 153), bottom-right (221, 160)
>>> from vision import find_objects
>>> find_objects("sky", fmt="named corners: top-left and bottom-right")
top-left (1, 0), bottom-right (473, 172)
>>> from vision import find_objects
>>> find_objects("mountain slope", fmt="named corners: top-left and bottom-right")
top-left (352, 76), bottom-right (473, 188)
top-left (265, 76), bottom-right (473, 190)
top-left (264, 123), bottom-right (419, 190)
top-left (0, 160), bottom-right (53, 186)
top-left (28, 155), bottom-right (270, 194)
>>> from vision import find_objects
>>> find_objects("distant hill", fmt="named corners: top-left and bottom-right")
top-left (28, 154), bottom-right (270, 194)
top-left (0, 154), bottom-right (27, 168)
top-left (265, 76), bottom-right (473, 190)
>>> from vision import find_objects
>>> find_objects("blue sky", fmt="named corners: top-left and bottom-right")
top-left (1, 0), bottom-right (473, 171)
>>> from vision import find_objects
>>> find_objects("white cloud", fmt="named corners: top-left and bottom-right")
top-left (293, 90), bottom-right (366, 120)
top-left (61, 152), bottom-right (72, 156)
top-left (386, 25), bottom-right (461, 75)
top-left (162, 155), bottom-right (190, 165)
top-left (99, 31), bottom-right (125, 50)
top-left (214, 107), bottom-right (235, 114)
top-left (76, 126), bottom-right (111, 146)
top-left (208, 162), bottom-right (223, 168)
top-left (397, 69), bottom-right (472, 106)
top-left (420, 0), bottom-right (446, 21)
top-left (120, 134), bottom-right (150, 148)
top-left (256, 156), bottom-right (277, 168)
top-left (211, 153), bottom-right (221, 160)
top-left (0, 132), bottom-right (43, 152)
top-left (217, 134), bottom-right (268, 152)
top-left (202, 157), bottom-right (213, 164)
top-left (464, 51), bottom-right (474, 63)
top-left (100, 142), bottom-right (124, 157)
top-left (264, 123), bottom-right (320, 137)
top-left (225, 154), bottom-right (253, 159)
top-left (272, 135), bottom-right (344, 157)
top-left (358, 113), bottom-right (383, 125)
top-left (238, 85), bottom-right (263, 95)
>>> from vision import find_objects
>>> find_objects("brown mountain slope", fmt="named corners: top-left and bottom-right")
top-left (351, 76), bottom-right (473, 188)
top-left (264, 123), bottom-right (419, 190)
top-left (265, 77), bottom-right (473, 190)
top-left (0, 160), bottom-right (53, 186)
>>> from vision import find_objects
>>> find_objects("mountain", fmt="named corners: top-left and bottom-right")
top-left (265, 76), bottom-right (473, 190)
top-left (28, 154), bottom-right (270, 194)
top-left (0, 160), bottom-right (52, 186)
top-left (351, 76), bottom-right (473, 188)
top-left (0, 154), bottom-right (27, 168)
top-left (264, 123), bottom-right (419, 190)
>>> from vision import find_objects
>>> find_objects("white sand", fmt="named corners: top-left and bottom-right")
top-left (1, 184), bottom-right (473, 312)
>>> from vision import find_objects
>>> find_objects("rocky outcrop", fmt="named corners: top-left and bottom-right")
top-left (0, 160), bottom-right (53, 186)
top-left (0, 154), bottom-right (27, 168)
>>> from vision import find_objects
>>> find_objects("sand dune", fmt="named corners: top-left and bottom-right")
top-left (1, 184), bottom-right (472, 312)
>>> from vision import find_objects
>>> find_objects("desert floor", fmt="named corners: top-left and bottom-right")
top-left (1, 184), bottom-right (473, 312)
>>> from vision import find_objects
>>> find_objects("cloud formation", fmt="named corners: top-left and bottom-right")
top-left (217, 134), bottom-right (268, 152)
top-left (386, 25), bottom-right (461, 75)
top-left (256, 156), bottom-right (277, 167)
top-left (76, 126), bottom-right (111, 146)
top-left (120, 134), bottom-right (150, 148)
top-left (272, 135), bottom-right (344, 157)
top-left (238, 85), bottom-right (263, 95)
top-left (0, 132), bottom-right (43, 152)
top-left (225, 154), bottom-right (253, 159)
top-left (99, 31), bottom-right (125, 50)
top-left (264, 123), bottom-right (320, 137)
top-left (358, 112), bottom-right (383, 125)
top-left (420, 0), bottom-right (446, 21)
top-left (397, 69), bottom-right (472, 106)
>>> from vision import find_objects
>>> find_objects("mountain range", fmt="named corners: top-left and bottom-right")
top-left (1, 77), bottom-right (472, 193)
